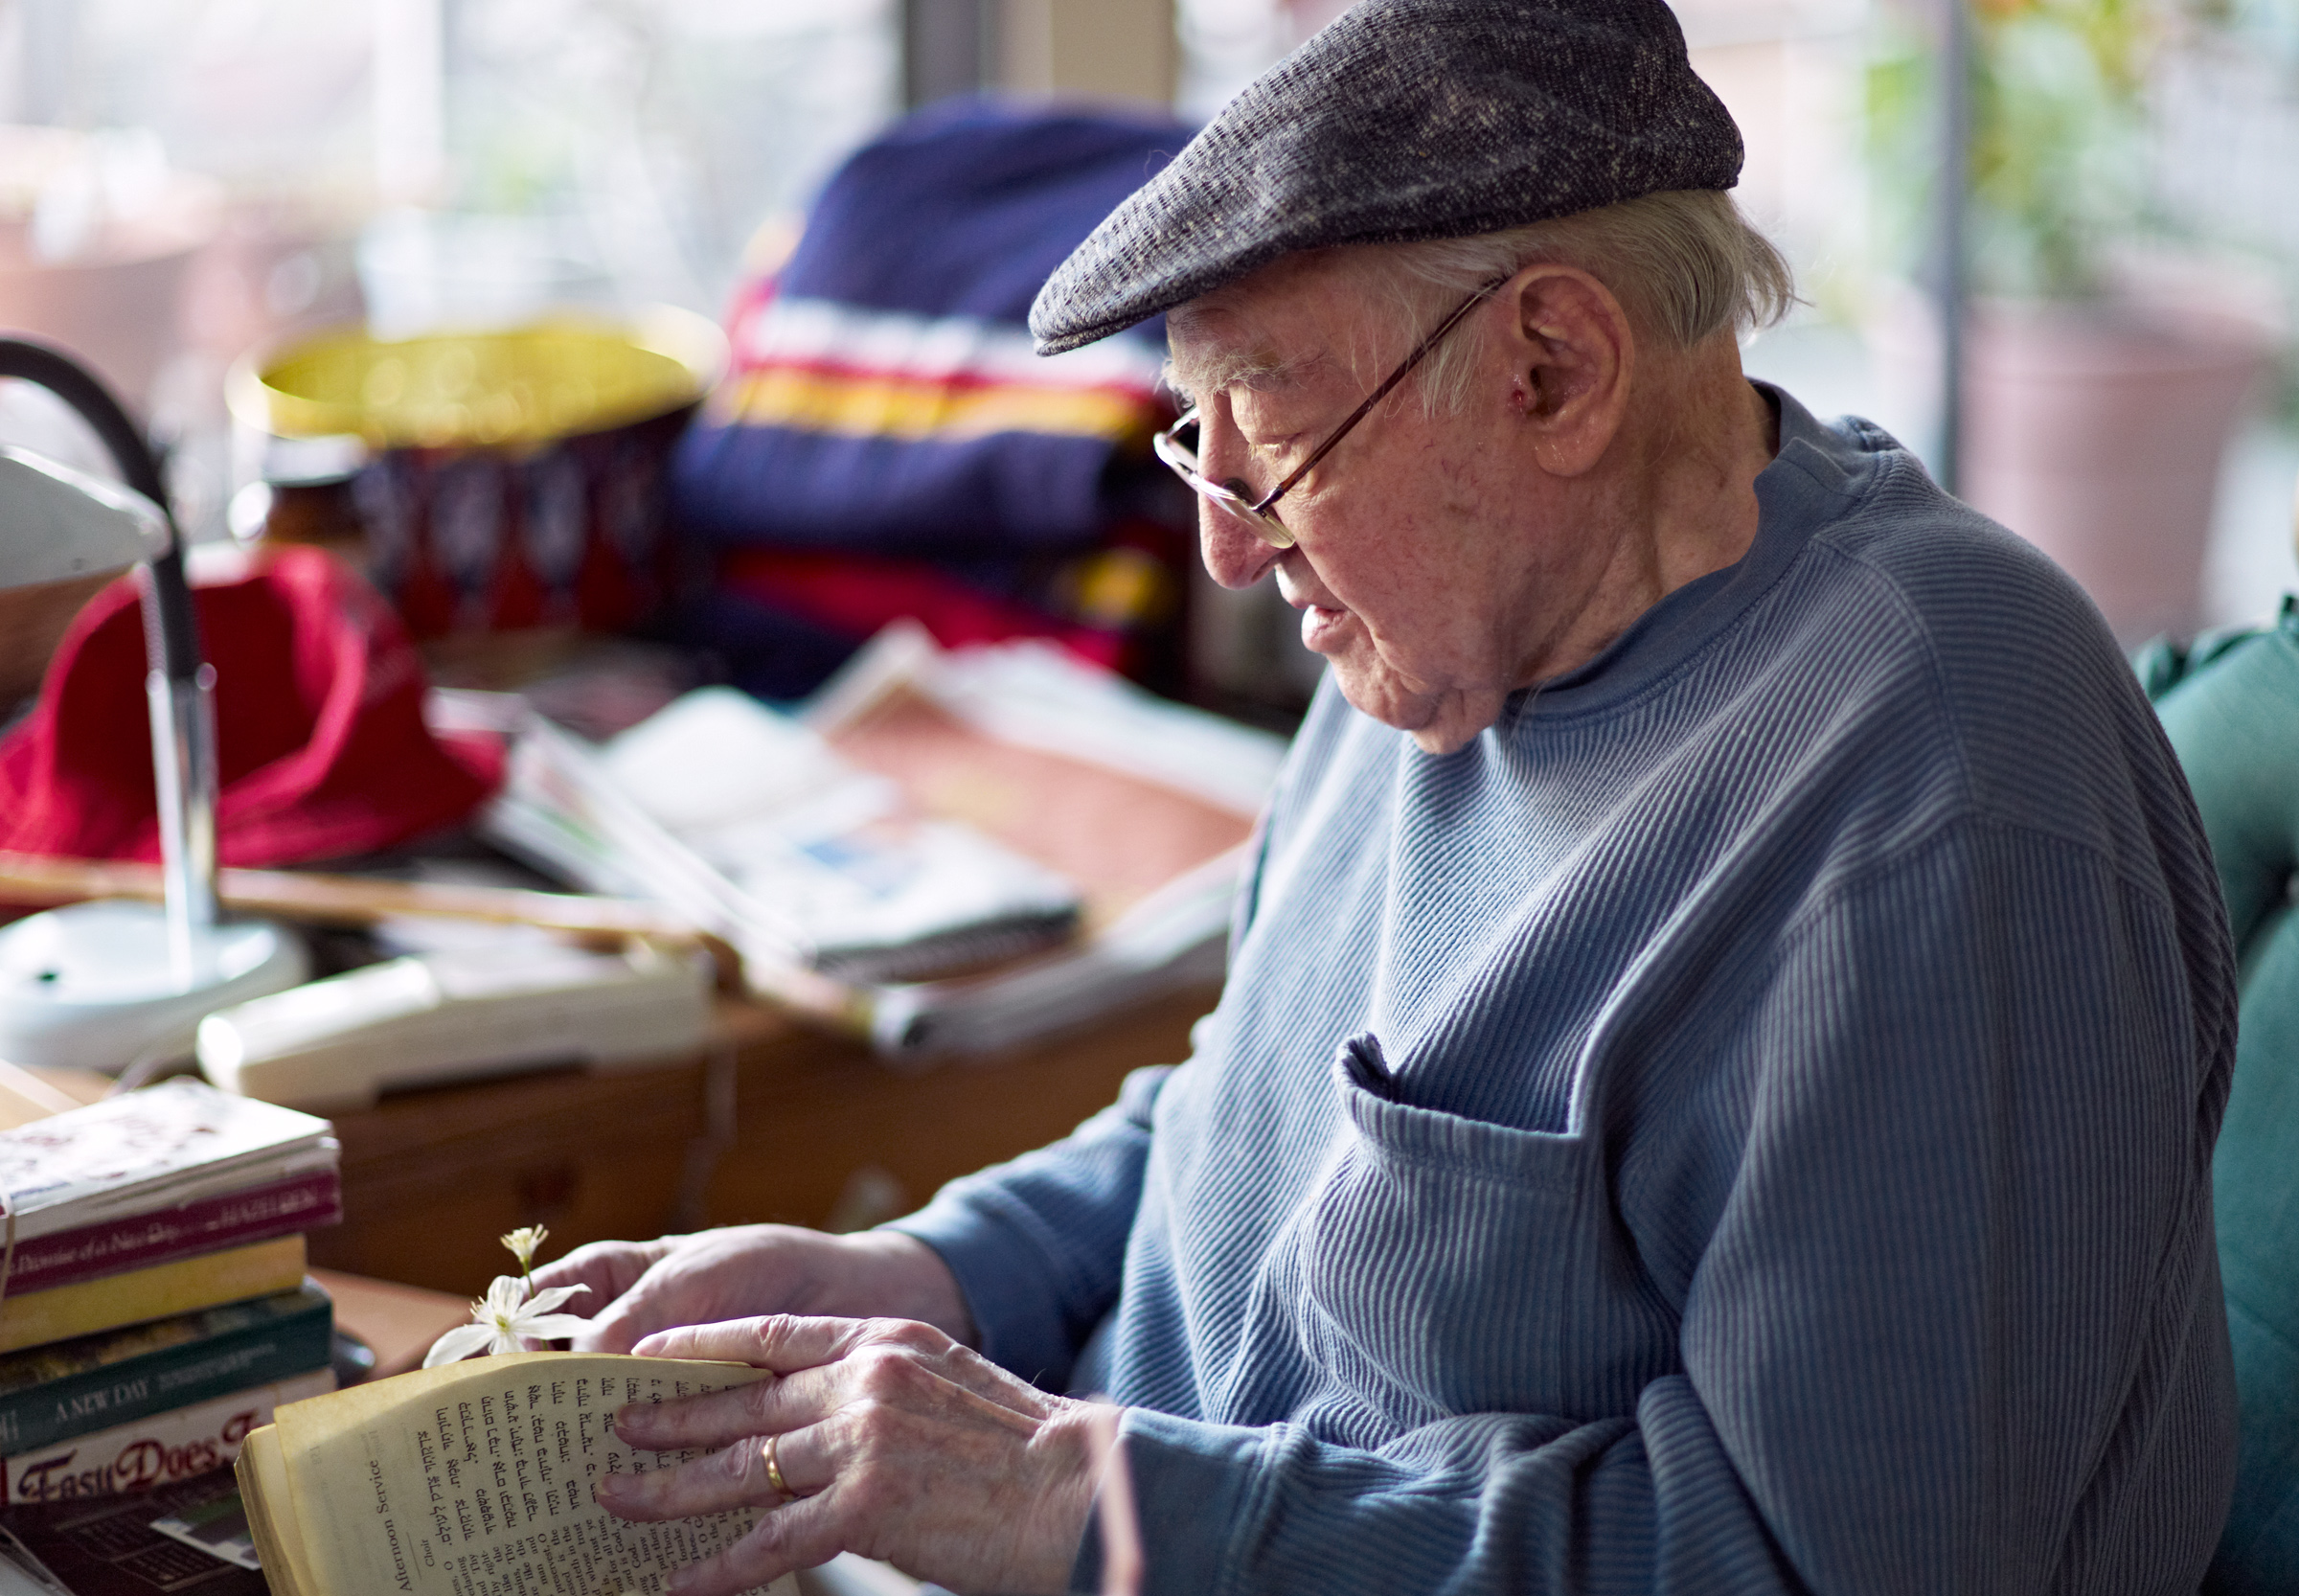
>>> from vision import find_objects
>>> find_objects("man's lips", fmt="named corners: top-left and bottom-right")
top-left (1298, 602), bottom-right (1352, 652)
top-left (1275, 565), bottom-right (1353, 650)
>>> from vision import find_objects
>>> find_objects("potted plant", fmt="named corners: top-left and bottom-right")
top-left (1864, 0), bottom-right (2280, 643)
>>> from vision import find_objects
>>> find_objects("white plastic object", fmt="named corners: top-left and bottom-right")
top-left (195, 939), bottom-right (712, 1112)
top-left (0, 900), bottom-right (309, 1072)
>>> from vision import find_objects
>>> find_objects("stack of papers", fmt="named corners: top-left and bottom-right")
top-left (477, 626), bottom-right (1289, 1057)
top-left (484, 686), bottom-right (1081, 984)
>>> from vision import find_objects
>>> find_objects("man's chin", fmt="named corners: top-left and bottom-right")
top-left (1406, 718), bottom-right (1487, 755)
top-left (1332, 661), bottom-right (1502, 754)
top-left (1332, 660), bottom-right (1441, 739)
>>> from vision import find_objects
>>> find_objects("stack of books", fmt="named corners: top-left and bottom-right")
top-left (0, 1080), bottom-right (341, 1505)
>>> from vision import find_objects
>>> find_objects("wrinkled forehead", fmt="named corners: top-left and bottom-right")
top-left (1165, 250), bottom-right (1387, 402)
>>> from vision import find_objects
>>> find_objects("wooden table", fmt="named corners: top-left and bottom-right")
top-left (305, 984), bottom-right (1218, 1296)
top-left (311, 1268), bottom-right (471, 1378)
top-left (0, 984), bottom-right (1216, 1299)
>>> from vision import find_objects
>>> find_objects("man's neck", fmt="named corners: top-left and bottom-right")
top-left (1513, 340), bottom-right (1778, 690)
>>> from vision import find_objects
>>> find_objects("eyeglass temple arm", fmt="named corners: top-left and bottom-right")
top-left (1252, 274), bottom-right (1512, 514)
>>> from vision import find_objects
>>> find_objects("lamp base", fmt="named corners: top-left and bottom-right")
top-left (0, 900), bottom-right (309, 1073)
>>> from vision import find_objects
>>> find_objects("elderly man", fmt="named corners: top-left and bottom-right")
top-left (539, 2), bottom-right (2240, 1590)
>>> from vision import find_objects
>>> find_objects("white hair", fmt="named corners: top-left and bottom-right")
top-left (1360, 190), bottom-right (1797, 413)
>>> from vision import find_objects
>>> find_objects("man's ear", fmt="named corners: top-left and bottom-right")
top-left (1501, 264), bottom-right (1633, 476)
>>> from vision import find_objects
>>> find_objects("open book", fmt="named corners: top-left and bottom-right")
top-left (235, 1353), bottom-right (798, 1596)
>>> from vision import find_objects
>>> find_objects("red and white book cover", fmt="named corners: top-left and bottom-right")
top-left (0, 1079), bottom-right (336, 1244)
top-left (0, 1368), bottom-right (334, 1506)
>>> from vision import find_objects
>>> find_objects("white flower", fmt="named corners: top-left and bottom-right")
top-left (423, 1275), bottom-right (591, 1367)
top-left (501, 1225), bottom-right (550, 1272)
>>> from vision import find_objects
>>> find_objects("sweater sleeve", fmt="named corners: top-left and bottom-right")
top-left (1076, 820), bottom-right (2239, 1595)
top-left (883, 1061), bottom-right (1172, 1390)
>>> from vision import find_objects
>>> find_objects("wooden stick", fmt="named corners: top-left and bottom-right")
top-left (0, 851), bottom-right (745, 992)
top-left (0, 1059), bottom-right (94, 1116)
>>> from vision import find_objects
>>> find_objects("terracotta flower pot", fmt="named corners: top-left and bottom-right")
top-left (1869, 280), bottom-right (2276, 644)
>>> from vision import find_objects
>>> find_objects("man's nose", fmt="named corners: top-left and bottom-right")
top-left (1199, 504), bottom-right (1283, 590)
top-left (1192, 407), bottom-right (1284, 590)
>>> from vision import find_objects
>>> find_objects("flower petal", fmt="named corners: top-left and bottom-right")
top-left (481, 1275), bottom-right (528, 1313)
top-left (424, 1324), bottom-right (496, 1368)
top-left (512, 1312), bottom-right (594, 1342)
top-left (522, 1283), bottom-right (591, 1316)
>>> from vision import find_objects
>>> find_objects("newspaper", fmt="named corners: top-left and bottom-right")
top-left (485, 686), bottom-right (1080, 984)
top-left (472, 626), bottom-right (1288, 1057)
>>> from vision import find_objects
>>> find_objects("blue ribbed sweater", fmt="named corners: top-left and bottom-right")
top-left (891, 387), bottom-right (2240, 1594)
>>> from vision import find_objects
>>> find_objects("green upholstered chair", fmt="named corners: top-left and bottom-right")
top-left (2145, 601), bottom-right (2299, 1595)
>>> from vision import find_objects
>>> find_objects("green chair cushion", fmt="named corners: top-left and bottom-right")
top-left (2151, 601), bottom-right (2299, 1594)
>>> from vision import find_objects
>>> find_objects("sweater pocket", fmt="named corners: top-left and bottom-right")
top-left (1287, 1058), bottom-right (1677, 1434)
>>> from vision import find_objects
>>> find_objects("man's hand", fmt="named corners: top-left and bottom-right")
top-left (529, 1226), bottom-right (975, 1353)
top-left (596, 1316), bottom-right (1101, 1596)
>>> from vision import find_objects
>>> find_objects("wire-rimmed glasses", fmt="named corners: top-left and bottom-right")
top-left (1151, 273), bottom-right (1511, 550)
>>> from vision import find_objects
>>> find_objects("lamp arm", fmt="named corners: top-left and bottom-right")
top-left (0, 337), bottom-right (219, 975)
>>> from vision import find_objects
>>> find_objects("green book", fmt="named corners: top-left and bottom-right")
top-left (0, 1284), bottom-right (330, 1459)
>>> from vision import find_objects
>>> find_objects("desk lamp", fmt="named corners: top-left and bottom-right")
top-left (0, 337), bottom-right (307, 1071)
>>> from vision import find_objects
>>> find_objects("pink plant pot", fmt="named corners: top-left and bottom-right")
top-left (1871, 285), bottom-right (2274, 644)
top-left (0, 128), bottom-right (222, 413)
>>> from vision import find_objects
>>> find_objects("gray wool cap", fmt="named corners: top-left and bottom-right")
top-left (1029, 0), bottom-right (1742, 354)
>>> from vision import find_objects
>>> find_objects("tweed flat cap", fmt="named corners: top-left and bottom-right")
top-left (1029, 0), bottom-right (1741, 354)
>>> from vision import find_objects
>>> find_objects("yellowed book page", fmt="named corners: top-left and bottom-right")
top-left (237, 1424), bottom-right (323, 1596)
top-left (273, 1352), bottom-right (799, 1596)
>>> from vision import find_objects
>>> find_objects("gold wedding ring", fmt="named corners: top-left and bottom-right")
top-left (763, 1434), bottom-right (790, 1498)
